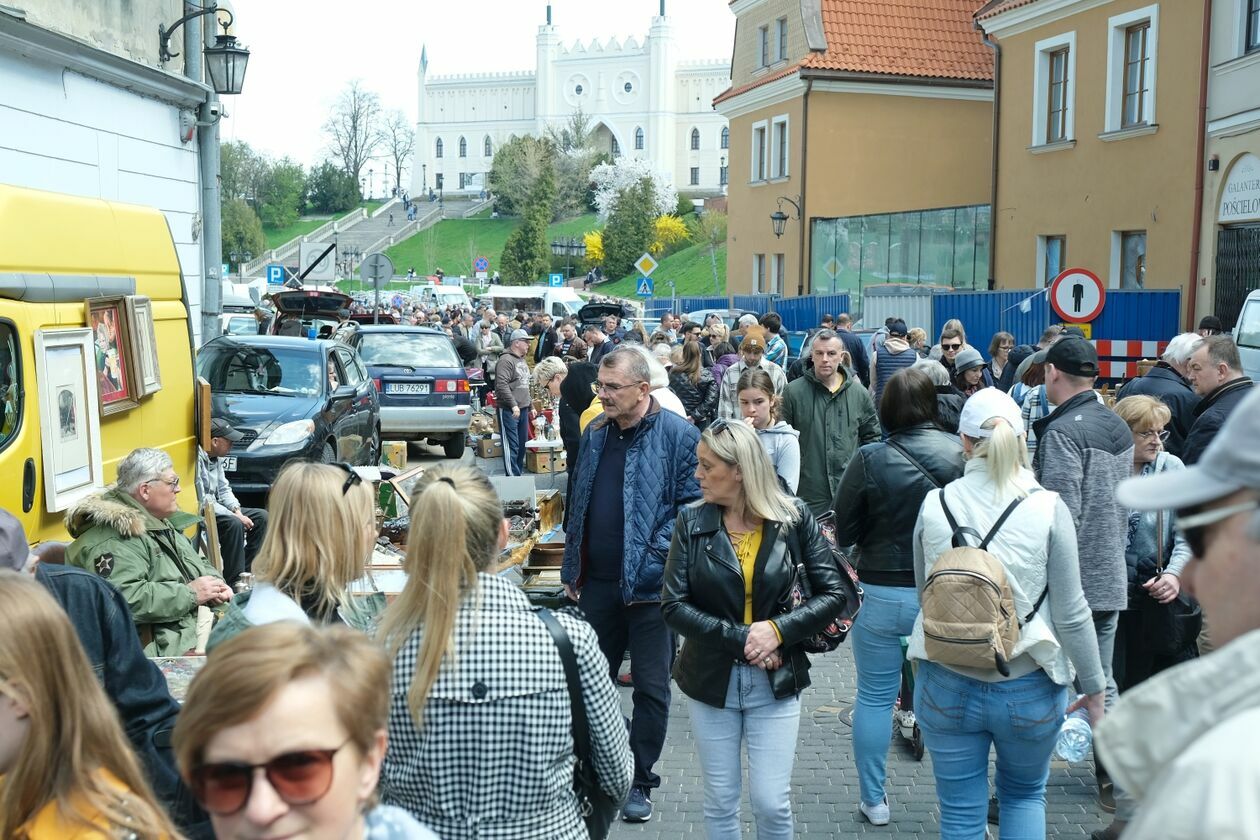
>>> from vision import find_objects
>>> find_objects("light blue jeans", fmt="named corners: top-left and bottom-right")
top-left (916, 661), bottom-right (1067, 840)
top-left (851, 582), bottom-right (921, 807)
top-left (688, 663), bottom-right (801, 840)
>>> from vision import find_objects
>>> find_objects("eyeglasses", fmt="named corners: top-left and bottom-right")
top-left (1136, 429), bottom-right (1171, 443)
top-left (592, 380), bottom-right (642, 395)
top-left (146, 475), bottom-right (180, 490)
top-left (941, 342), bottom-right (962, 351)
top-left (332, 462), bottom-right (362, 496)
top-left (1176, 499), bottom-right (1260, 558)
top-left (189, 740), bottom-right (350, 816)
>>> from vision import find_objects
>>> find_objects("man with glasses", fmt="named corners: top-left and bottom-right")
top-left (66, 447), bottom-right (230, 656)
top-left (1183, 334), bottom-right (1254, 465)
top-left (562, 348), bottom-right (701, 824)
top-left (1116, 333), bottom-right (1203, 459)
top-left (1096, 387), bottom-right (1260, 838)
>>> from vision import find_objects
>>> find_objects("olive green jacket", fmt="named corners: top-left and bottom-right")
top-left (65, 488), bottom-right (221, 657)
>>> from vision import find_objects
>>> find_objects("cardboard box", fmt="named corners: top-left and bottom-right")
top-left (476, 436), bottom-right (503, 459)
top-left (526, 449), bottom-right (566, 474)
top-left (380, 441), bottom-right (408, 470)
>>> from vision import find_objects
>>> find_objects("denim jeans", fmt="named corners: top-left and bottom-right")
top-left (688, 664), bottom-right (800, 840)
top-left (498, 406), bottom-right (531, 476)
top-left (916, 661), bottom-right (1067, 840)
top-left (851, 582), bottom-right (920, 807)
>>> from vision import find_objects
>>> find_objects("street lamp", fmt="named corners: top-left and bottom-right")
top-left (228, 250), bottom-right (252, 279)
top-left (368, 167), bottom-right (374, 199)
top-left (159, 6), bottom-right (251, 95)
top-left (770, 195), bottom-right (801, 239)
top-left (550, 237), bottom-right (587, 281)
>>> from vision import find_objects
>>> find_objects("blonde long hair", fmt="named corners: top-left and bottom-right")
top-left (965, 418), bottom-right (1029, 501)
top-left (701, 421), bottom-right (800, 525)
top-left (0, 571), bottom-right (179, 839)
top-left (249, 462), bottom-right (376, 618)
top-left (376, 464), bottom-right (504, 726)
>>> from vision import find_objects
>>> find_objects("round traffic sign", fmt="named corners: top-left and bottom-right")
top-left (1049, 268), bottom-right (1105, 323)
top-left (359, 253), bottom-right (395, 290)
top-left (474, 256), bottom-right (489, 272)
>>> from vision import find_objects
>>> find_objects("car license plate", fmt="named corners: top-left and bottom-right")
top-left (222, 456), bottom-right (237, 472)
top-left (385, 383), bottom-right (430, 394)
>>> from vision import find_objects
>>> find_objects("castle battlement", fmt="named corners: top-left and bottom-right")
top-left (428, 70), bottom-right (535, 83)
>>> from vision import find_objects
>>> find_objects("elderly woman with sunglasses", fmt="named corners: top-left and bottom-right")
top-left (207, 461), bottom-right (380, 651)
top-left (663, 420), bottom-right (845, 839)
top-left (176, 622), bottom-right (437, 839)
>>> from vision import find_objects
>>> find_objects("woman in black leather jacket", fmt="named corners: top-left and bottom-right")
top-left (662, 420), bottom-right (844, 839)
top-left (831, 367), bottom-right (965, 827)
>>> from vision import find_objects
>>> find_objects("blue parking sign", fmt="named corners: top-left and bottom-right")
top-left (266, 264), bottom-right (284, 285)
top-left (548, 273), bottom-right (564, 287)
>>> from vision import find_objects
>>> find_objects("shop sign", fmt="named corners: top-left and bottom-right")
top-left (1219, 153), bottom-right (1260, 224)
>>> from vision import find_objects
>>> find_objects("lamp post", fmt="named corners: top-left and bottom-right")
top-left (368, 167), bottom-right (374, 200)
top-left (770, 195), bottom-right (801, 239)
top-left (550, 237), bottom-right (587, 281)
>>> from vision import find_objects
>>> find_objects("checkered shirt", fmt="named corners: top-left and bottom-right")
top-left (380, 573), bottom-right (633, 839)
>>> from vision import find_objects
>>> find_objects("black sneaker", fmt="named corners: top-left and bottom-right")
top-left (622, 786), bottom-right (653, 822)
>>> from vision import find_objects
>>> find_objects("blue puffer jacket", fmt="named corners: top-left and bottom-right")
top-left (562, 398), bottom-right (701, 604)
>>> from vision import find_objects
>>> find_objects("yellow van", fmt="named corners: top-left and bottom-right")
top-left (0, 184), bottom-right (198, 545)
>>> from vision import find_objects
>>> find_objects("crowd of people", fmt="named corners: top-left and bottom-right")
top-left (0, 299), bottom-right (1256, 840)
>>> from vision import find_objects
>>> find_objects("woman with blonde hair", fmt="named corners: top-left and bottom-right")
top-left (663, 421), bottom-right (843, 838)
top-left (377, 464), bottom-right (632, 838)
top-left (0, 570), bottom-right (180, 839)
top-left (532, 356), bottom-right (567, 398)
top-left (207, 461), bottom-right (378, 650)
top-left (174, 623), bottom-right (435, 839)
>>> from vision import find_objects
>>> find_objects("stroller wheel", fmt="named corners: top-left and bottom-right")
top-left (912, 725), bottom-right (925, 761)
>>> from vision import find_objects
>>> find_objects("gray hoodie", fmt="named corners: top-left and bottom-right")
top-left (757, 420), bottom-right (801, 494)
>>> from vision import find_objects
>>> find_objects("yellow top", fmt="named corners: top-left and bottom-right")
top-left (729, 526), bottom-right (764, 625)
top-left (0, 770), bottom-right (147, 839)
top-left (579, 396), bottom-right (604, 432)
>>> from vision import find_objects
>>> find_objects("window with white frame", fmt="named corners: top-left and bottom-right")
top-left (459, 136), bottom-right (467, 157)
top-left (720, 165), bottom-right (728, 186)
top-left (690, 167), bottom-right (700, 186)
top-left (1104, 6), bottom-right (1159, 133)
top-left (435, 138), bottom-right (444, 158)
top-left (771, 253), bottom-right (785, 294)
top-left (758, 25), bottom-right (769, 67)
top-left (776, 17), bottom-right (788, 62)
top-left (1031, 32), bottom-right (1076, 146)
top-left (690, 128), bottom-right (700, 151)
top-left (634, 127), bottom-right (644, 150)
top-left (1249, 0), bottom-right (1260, 52)
top-left (720, 126), bottom-right (729, 149)
top-left (770, 115), bottom-right (789, 179)
top-left (751, 121), bottom-right (768, 182)
top-left (753, 254), bottom-right (767, 293)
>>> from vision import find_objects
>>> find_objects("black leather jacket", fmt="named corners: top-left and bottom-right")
top-left (661, 500), bottom-right (845, 707)
top-left (832, 424), bottom-right (965, 586)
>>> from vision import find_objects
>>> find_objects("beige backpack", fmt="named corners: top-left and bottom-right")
top-left (921, 492), bottom-right (1046, 676)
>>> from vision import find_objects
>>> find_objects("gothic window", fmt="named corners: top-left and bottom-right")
top-left (720, 127), bottom-right (729, 149)
top-left (611, 136), bottom-right (621, 157)
top-left (435, 138), bottom-right (444, 158)
top-left (634, 127), bottom-right (644, 150)
top-left (690, 128), bottom-right (700, 151)
top-left (459, 137), bottom-right (467, 158)
top-left (484, 136), bottom-right (493, 157)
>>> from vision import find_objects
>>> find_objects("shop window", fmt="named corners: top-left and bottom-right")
top-left (0, 322), bottom-right (19, 452)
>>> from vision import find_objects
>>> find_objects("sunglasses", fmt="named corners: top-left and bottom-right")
top-left (189, 740), bottom-right (350, 816)
top-left (332, 462), bottom-right (362, 496)
top-left (1176, 499), bottom-right (1260, 558)
top-left (941, 342), bottom-right (962, 351)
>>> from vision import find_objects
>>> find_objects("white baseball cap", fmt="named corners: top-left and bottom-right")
top-left (958, 388), bottom-right (1025, 439)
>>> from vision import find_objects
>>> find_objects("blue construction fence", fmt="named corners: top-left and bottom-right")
top-left (640, 293), bottom-right (853, 333)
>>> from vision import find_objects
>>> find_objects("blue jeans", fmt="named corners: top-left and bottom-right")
top-left (688, 664), bottom-right (800, 840)
top-left (916, 661), bottom-right (1067, 840)
top-left (498, 406), bottom-right (530, 476)
top-left (851, 583), bottom-right (920, 807)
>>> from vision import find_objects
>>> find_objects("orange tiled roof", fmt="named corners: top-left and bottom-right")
top-left (713, 61), bottom-right (804, 105)
top-left (801, 0), bottom-right (994, 82)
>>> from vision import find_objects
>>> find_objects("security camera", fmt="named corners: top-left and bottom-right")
top-left (205, 101), bottom-right (222, 119)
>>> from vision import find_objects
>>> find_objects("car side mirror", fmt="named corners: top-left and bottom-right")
top-left (330, 384), bottom-right (356, 400)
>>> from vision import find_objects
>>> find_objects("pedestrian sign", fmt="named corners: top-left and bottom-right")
top-left (474, 256), bottom-right (490, 272)
top-left (1049, 267), bottom-right (1106, 323)
top-left (636, 276), bottom-right (655, 297)
top-left (634, 253), bottom-right (659, 277)
top-left (548, 273), bottom-right (564, 287)
top-left (266, 264), bottom-right (285, 285)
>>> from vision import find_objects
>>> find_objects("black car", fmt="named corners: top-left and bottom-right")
top-left (340, 325), bottom-right (472, 459)
top-left (196, 335), bottom-right (380, 496)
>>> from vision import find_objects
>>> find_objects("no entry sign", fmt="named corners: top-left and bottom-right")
top-left (1049, 268), bottom-right (1106, 323)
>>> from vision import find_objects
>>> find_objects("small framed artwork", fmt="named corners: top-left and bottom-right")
top-left (125, 295), bottom-right (162, 396)
top-left (33, 328), bottom-right (105, 512)
top-left (85, 295), bottom-right (140, 415)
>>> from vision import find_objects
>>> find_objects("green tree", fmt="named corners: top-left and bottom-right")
top-left (256, 158), bottom-right (306, 228)
top-left (306, 160), bottom-right (360, 213)
top-left (222, 198), bottom-right (266, 265)
top-left (601, 177), bottom-right (656, 280)
top-left (220, 140), bottom-right (266, 206)
top-left (500, 153), bottom-right (556, 284)
top-left (487, 135), bottom-right (552, 217)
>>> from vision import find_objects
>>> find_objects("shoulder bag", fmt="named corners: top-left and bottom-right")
top-left (1138, 510), bottom-right (1203, 658)
top-left (535, 608), bottom-right (621, 839)
top-left (788, 510), bottom-right (863, 652)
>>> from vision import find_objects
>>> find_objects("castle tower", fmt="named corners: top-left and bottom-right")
top-left (646, 5), bottom-right (677, 180)
top-left (535, 4), bottom-right (560, 135)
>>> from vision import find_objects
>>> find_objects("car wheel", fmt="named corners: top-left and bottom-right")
top-left (442, 434), bottom-right (466, 460)
top-left (320, 442), bottom-right (337, 464)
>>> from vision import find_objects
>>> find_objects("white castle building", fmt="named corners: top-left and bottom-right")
top-left (409, 3), bottom-right (730, 198)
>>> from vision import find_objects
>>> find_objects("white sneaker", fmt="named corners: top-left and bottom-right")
top-left (859, 797), bottom-right (890, 826)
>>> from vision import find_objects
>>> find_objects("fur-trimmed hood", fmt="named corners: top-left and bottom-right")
top-left (65, 487), bottom-right (148, 539)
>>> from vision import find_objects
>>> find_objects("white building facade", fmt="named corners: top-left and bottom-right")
top-left (410, 7), bottom-right (730, 198)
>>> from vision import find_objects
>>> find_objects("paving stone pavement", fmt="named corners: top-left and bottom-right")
top-left (608, 642), bottom-right (1109, 838)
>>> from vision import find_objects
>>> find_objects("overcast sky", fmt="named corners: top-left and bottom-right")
top-left (224, 0), bottom-right (736, 171)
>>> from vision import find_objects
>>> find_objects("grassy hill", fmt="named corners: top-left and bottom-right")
top-left (598, 241), bottom-right (728, 298)
top-left (382, 213), bottom-right (599, 279)
top-left (262, 201), bottom-right (385, 250)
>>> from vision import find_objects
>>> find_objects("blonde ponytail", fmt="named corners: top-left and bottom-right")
top-left (969, 418), bottom-right (1028, 501)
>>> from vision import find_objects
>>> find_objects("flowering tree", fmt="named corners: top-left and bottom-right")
top-left (590, 157), bottom-right (678, 220)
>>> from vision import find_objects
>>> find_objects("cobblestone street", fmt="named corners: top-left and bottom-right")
top-left (609, 642), bottom-right (1109, 838)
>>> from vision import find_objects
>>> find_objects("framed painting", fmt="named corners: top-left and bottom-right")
top-left (125, 295), bottom-right (162, 396)
top-left (85, 295), bottom-right (140, 415)
top-left (33, 328), bottom-right (104, 512)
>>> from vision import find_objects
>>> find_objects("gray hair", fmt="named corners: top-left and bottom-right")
top-left (737, 313), bottom-right (758, 328)
top-left (619, 344), bottom-right (670, 389)
top-left (602, 346), bottom-right (655, 388)
top-left (651, 343), bottom-right (674, 364)
top-left (117, 447), bottom-right (174, 494)
top-left (1163, 332), bottom-right (1204, 365)
top-left (911, 357), bottom-right (951, 387)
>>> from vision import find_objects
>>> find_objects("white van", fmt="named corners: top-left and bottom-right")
top-left (484, 285), bottom-right (582, 320)
top-left (410, 283), bottom-right (472, 310)
top-left (1234, 289), bottom-right (1260, 382)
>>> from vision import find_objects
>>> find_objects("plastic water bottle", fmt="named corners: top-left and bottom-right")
top-left (1054, 697), bottom-right (1093, 762)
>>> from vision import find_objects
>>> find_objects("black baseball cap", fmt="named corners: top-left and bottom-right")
top-left (1036, 335), bottom-right (1099, 377)
top-left (210, 417), bottom-right (244, 442)
top-left (887, 319), bottom-right (908, 337)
